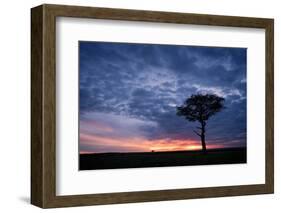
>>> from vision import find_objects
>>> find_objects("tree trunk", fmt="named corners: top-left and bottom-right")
top-left (201, 121), bottom-right (207, 152)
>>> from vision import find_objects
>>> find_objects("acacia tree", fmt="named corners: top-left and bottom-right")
top-left (176, 94), bottom-right (225, 152)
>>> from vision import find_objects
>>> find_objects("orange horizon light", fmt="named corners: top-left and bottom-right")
top-left (79, 132), bottom-right (223, 153)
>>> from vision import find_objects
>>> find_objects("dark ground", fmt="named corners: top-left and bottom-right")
top-left (79, 147), bottom-right (246, 170)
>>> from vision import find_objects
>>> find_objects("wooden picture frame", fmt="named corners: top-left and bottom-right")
top-left (31, 4), bottom-right (274, 208)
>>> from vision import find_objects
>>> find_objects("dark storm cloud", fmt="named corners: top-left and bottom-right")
top-left (79, 41), bottom-right (247, 147)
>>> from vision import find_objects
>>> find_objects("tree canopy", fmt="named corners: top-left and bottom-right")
top-left (176, 94), bottom-right (225, 122)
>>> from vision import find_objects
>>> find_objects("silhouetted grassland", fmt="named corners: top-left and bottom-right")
top-left (79, 147), bottom-right (246, 170)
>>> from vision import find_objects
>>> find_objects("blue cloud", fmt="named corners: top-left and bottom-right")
top-left (79, 41), bottom-right (247, 147)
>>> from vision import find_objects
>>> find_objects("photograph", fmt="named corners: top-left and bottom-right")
top-left (78, 41), bottom-right (247, 170)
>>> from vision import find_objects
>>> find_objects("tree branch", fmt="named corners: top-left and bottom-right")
top-left (193, 130), bottom-right (201, 137)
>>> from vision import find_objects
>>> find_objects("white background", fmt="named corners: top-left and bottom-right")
top-left (57, 18), bottom-right (265, 195)
top-left (0, 0), bottom-right (279, 212)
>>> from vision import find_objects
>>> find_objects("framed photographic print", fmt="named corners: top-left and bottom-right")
top-left (31, 4), bottom-right (274, 208)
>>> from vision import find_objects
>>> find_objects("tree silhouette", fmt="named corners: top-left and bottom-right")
top-left (176, 94), bottom-right (225, 152)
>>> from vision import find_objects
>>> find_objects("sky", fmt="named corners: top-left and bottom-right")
top-left (79, 41), bottom-right (247, 153)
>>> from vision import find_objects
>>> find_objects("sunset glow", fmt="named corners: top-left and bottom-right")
top-left (80, 132), bottom-right (224, 153)
top-left (79, 115), bottom-right (236, 154)
top-left (81, 132), bottom-right (203, 153)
